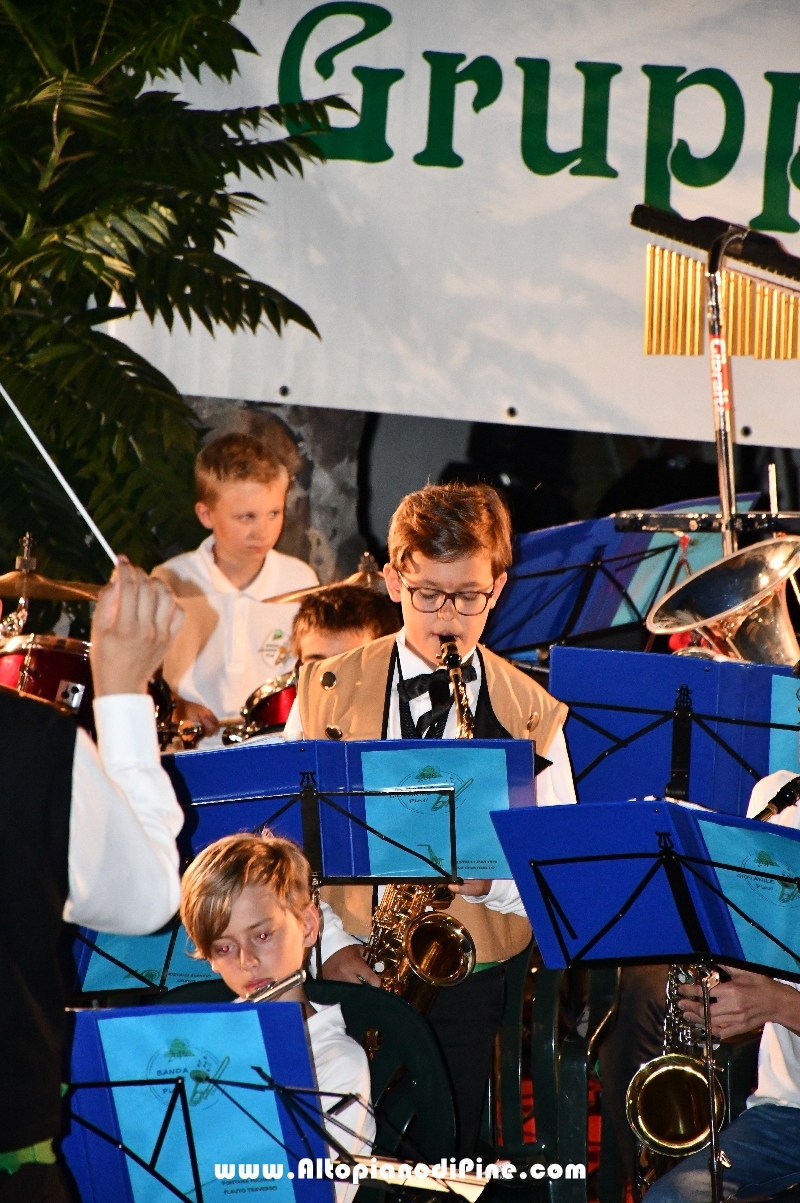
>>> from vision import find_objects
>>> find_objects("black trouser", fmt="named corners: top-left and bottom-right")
top-left (597, 964), bottom-right (669, 1180)
top-left (0, 1164), bottom-right (70, 1203)
top-left (427, 964), bottom-right (506, 1158)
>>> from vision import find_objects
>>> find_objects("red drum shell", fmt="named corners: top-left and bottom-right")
top-left (248, 682), bottom-right (297, 731)
top-left (0, 634), bottom-right (94, 733)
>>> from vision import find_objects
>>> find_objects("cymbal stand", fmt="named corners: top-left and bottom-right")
top-left (0, 533), bottom-right (34, 638)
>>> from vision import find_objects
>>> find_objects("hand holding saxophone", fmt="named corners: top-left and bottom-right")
top-left (678, 965), bottom-right (800, 1040)
top-left (448, 879), bottom-right (492, 896)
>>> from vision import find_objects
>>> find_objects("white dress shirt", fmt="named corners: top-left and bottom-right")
top-left (307, 1003), bottom-right (375, 1203)
top-left (65, 695), bottom-right (184, 933)
top-left (286, 630), bottom-right (576, 954)
top-left (744, 772), bottom-right (800, 1111)
top-left (153, 536), bottom-right (317, 718)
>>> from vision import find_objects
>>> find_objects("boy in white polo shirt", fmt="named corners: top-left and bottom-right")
top-left (152, 433), bottom-right (317, 736)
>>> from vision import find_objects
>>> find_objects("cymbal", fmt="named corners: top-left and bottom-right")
top-left (264, 553), bottom-right (386, 605)
top-left (0, 571), bottom-right (100, 601)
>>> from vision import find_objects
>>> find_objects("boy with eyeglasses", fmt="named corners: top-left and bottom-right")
top-left (283, 483), bottom-right (576, 1158)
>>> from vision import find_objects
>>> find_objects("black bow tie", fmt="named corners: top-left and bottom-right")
top-left (397, 663), bottom-right (477, 705)
top-left (397, 662), bottom-right (477, 739)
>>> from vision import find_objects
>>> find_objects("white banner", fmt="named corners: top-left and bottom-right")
top-left (117, 0), bottom-right (800, 446)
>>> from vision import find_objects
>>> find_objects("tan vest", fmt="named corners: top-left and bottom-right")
top-left (298, 635), bottom-right (568, 964)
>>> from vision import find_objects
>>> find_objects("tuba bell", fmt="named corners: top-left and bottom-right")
top-left (647, 537), bottom-right (800, 666)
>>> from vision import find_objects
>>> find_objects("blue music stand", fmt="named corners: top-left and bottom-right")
top-left (62, 1001), bottom-right (337, 1202)
top-left (71, 921), bottom-right (216, 996)
top-left (491, 800), bottom-right (800, 979)
top-left (484, 495), bottom-right (757, 660)
top-left (165, 738), bottom-right (537, 881)
top-left (549, 646), bottom-right (799, 816)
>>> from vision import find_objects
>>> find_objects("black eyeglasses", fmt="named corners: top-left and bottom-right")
top-left (396, 570), bottom-right (495, 615)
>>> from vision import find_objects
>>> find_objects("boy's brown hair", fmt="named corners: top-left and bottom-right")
top-left (290, 585), bottom-right (401, 658)
top-left (180, 832), bottom-right (312, 958)
top-left (195, 432), bottom-right (288, 505)
top-left (388, 483), bottom-right (512, 578)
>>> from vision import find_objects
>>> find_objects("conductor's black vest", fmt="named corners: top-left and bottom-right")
top-left (0, 688), bottom-right (75, 1151)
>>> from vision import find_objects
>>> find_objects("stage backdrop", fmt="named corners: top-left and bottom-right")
top-left (115, 0), bottom-right (800, 445)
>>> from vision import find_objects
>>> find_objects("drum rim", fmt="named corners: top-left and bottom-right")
top-left (0, 633), bottom-right (90, 654)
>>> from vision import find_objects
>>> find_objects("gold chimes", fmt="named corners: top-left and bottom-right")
top-left (644, 243), bottom-right (800, 359)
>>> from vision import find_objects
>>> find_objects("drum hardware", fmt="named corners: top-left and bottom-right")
top-left (363, 637), bottom-right (477, 1012)
top-left (222, 669), bottom-right (297, 745)
top-left (148, 670), bottom-right (203, 751)
top-left (0, 533), bottom-right (101, 638)
top-left (646, 537), bottom-right (800, 667)
top-left (626, 965), bottom-right (726, 1200)
top-left (263, 551), bottom-right (386, 605)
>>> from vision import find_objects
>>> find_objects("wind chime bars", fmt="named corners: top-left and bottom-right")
top-left (644, 243), bottom-right (800, 359)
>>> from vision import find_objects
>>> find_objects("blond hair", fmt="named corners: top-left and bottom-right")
top-left (180, 832), bottom-right (312, 958)
top-left (195, 432), bottom-right (288, 505)
top-left (388, 483), bottom-right (512, 578)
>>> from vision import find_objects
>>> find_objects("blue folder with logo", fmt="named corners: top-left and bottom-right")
top-left (165, 738), bottom-right (537, 880)
top-left (62, 1002), bottom-right (334, 1202)
top-left (549, 646), bottom-right (799, 816)
top-left (492, 800), bottom-right (800, 980)
top-left (71, 923), bottom-right (217, 995)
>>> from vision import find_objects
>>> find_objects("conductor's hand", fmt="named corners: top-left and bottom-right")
top-left (678, 966), bottom-right (792, 1039)
top-left (91, 557), bottom-right (183, 697)
top-left (322, 945), bottom-right (381, 986)
top-left (449, 879), bottom-right (492, 897)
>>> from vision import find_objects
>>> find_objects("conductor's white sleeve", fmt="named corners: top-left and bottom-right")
top-left (315, 900), bottom-right (362, 973)
top-left (64, 695), bottom-right (184, 933)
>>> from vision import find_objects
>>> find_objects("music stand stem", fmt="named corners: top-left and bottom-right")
top-left (701, 967), bottom-right (724, 1203)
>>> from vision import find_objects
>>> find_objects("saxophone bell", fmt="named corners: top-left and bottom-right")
top-left (626, 965), bottom-right (726, 1182)
top-left (364, 883), bottom-right (476, 1013)
top-left (361, 637), bottom-right (478, 1012)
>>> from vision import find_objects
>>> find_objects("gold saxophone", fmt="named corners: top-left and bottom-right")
top-left (363, 638), bottom-right (477, 1011)
top-left (437, 636), bottom-right (476, 739)
top-left (626, 965), bottom-right (726, 1189)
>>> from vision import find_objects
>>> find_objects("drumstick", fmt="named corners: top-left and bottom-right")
top-left (0, 382), bottom-right (117, 567)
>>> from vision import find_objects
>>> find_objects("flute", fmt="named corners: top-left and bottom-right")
top-left (245, 968), bottom-right (306, 1003)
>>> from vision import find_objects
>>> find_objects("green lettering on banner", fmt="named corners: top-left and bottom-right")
top-left (642, 65), bottom-right (745, 212)
top-left (413, 51), bottom-right (503, 168)
top-left (278, 2), bottom-right (404, 162)
top-left (516, 58), bottom-right (621, 177)
top-left (751, 73), bottom-right (800, 233)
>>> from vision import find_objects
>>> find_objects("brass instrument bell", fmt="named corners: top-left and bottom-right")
top-left (647, 537), bottom-right (800, 666)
